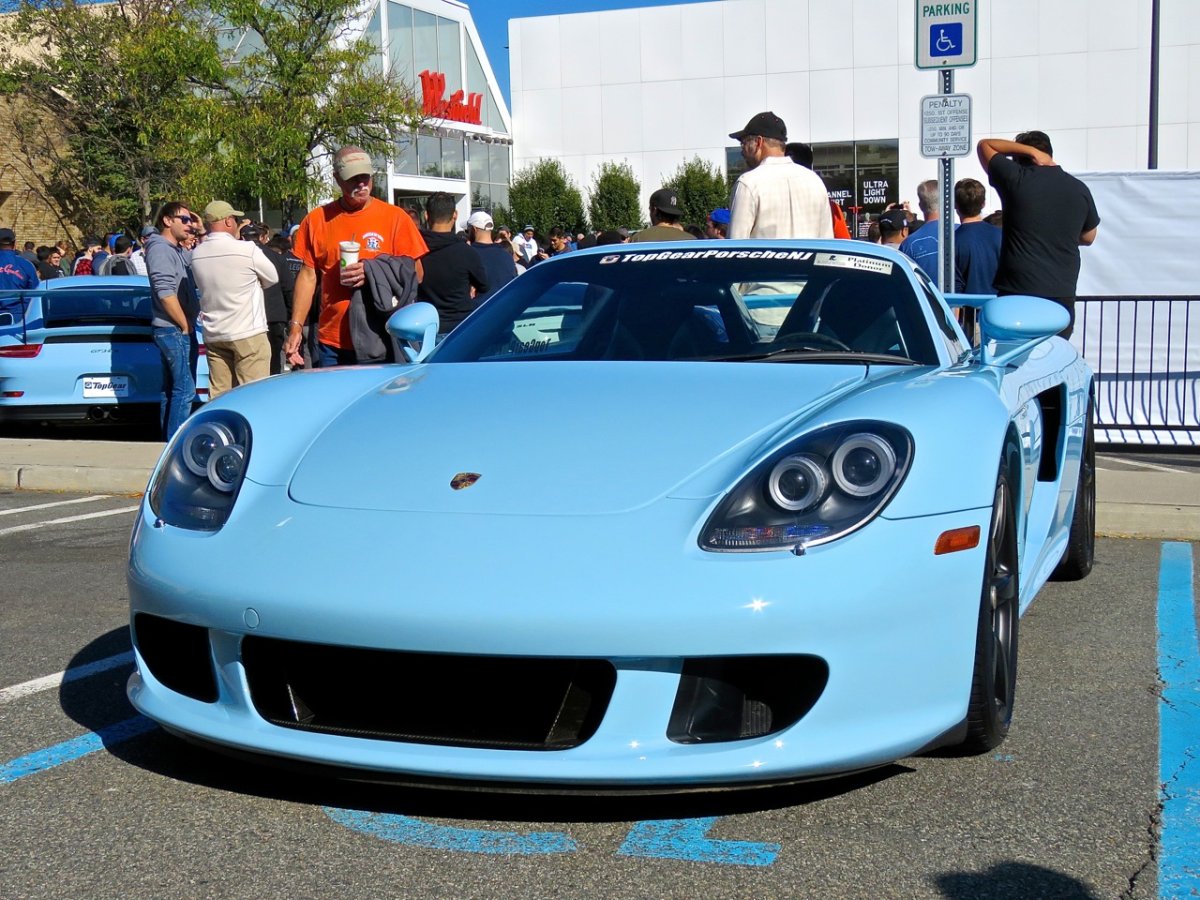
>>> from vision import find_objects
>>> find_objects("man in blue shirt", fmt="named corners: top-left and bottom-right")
top-left (0, 228), bottom-right (40, 290)
top-left (898, 180), bottom-right (943, 288)
top-left (953, 178), bottom-right (1002, 294)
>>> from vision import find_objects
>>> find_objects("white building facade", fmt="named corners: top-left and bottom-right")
top-left (510, 0), bottom-right (1200, 234)
top-left (364, 0), bottom-right (513, 222)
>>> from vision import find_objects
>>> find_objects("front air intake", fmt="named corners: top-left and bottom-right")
top-left (133, 613), bottom-right (218, 703)
top-left (241, 637), bottom-right (616, 751)
top-left (667, 655), bottom-right (828, 744)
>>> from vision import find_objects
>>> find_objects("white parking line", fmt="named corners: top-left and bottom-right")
top-left (0, 495), bottom-right (111, 517)
top-left (0, 651), bottom-right (135, 705)
top-left (1098, 456), bottom-right (1190, 475)
top-left (0, 506), bottom-right (139, 537)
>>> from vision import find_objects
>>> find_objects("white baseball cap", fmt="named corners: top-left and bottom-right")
top-left (466, 211), bottom-right (494, 230)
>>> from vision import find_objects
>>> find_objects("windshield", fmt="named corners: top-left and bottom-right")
top-left (42, 288), bottom-right (153, 326)
top-left (433, 248), bottom-right (939, 365)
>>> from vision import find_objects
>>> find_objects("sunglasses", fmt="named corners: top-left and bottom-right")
top-left (176, 215), bottom-right (194, 224)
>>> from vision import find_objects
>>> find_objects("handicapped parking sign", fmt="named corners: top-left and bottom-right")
top-left (915, 2), bottom-right (977, 69)
top-left (931, 23), bottom-right (963, 57)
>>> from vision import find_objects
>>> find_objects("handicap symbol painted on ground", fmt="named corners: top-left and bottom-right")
top-left (326, 809), bottom-right (780, 867)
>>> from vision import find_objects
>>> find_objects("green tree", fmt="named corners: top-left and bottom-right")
top-left (0, 0), bottom-right (222, 236)
top-left (508, 158), bottom-right (587, 237)
top-left (587, 161), bottom-right (642, 232)
top-left (662, 156), bottom-right (730, 230)
top-left (0, 0), bottom-right (423, 236)
top-left (183, 0), bottom-right (424, 224)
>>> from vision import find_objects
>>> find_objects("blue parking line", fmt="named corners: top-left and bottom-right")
top-left (618, 818), bottom-right (780, 866)
top-left (325, 808), bottom-right (577, 854)
top-left (1158, 541), bottom-right (1199, 896)
top-left (0, 715), bottom-right (156, 785)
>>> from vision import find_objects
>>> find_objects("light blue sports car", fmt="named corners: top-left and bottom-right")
top-left (127, 241), bottom-right (1094, 791)
top-left (0, 276), bottom-right (208, 425)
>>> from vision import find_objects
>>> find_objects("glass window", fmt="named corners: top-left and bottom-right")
top-left (417, 133), bottom-right (442, 177)
top-left (432, 252), bottom-right (937, 365)
top-left (362, 7), bottom-right (382, 74)
top-left (466, 38), bottom-right (508, 135)
top-left (412, 9), bottom-right (438, 78)
top-left (437, 16), bottom-right (462, 94)
top-left (394, 135), bottom-right (418, 176)
top-left (726, 148), bottom-right (747, 185)
top-left (489, 144), bottom-right (509, 185)
top-left (442, 135), bottom-right (465, 180)
top-left (489, 184), bottom-right (509, 211)
top-left (387, 2), bottom-right (413, 79)
top-left (811, 140), bottom-right (899, 238)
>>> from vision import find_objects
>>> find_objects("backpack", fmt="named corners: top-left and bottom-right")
top-left (98, 255), bottom-right (134, 276)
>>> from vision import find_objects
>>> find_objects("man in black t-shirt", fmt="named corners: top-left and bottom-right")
top-left (977, 131), bottom-right (1100, 337)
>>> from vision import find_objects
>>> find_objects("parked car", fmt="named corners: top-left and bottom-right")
top-left (0, 276), bottom-right (208, 424)
top-left (127, 241), bottom-right (1094, 791)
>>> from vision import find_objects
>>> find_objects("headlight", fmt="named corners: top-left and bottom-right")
top-left (149, 410), bottom-right (252, 531)
top-left (700, 421), bottom-right (912, 552)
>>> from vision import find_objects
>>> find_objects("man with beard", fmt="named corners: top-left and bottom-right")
top-left (728, 112), bottom-right (833, 240)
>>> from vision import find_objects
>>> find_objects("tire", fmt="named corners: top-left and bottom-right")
top-left (1051, 394), bottom-right (1096, 581)
top-left (961, 447), bottom-right (1021, 753)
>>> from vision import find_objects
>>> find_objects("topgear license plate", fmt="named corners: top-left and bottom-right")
top-left (82, 375), bottom-right (130, 398)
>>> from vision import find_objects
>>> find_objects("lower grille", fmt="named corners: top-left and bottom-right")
top-left (133, 613), bottom-right (218, 703)
top-left (241, 637), bottom-right (616, 751)
top-left (667, 655), bottom-right (828, 744)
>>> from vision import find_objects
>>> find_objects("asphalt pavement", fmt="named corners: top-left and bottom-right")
top-left (0, 433), bottom-right (1196, 539)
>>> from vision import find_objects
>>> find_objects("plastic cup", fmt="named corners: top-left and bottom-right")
top-left (339, 241), bottom-right (360, 267)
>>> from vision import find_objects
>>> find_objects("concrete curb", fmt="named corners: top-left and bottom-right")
top-left (0, 463), bottom-right (151, 494)
top-left (1097, 503), bottom-right (1200, 541)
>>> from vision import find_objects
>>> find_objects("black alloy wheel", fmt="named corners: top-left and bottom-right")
top-left (962, 449), bottom-right (1020, 753)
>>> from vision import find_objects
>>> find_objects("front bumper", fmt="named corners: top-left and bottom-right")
top-left (128, 481), bottom-right (992, 788)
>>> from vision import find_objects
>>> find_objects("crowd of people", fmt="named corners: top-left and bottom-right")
top-left (0, 113), bottom-right (1099, 441)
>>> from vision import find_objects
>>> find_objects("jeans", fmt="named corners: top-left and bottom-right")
top-left (318, 342), bottom-right (358, 368)
top-left (153, 326), bottom-right (198, 441)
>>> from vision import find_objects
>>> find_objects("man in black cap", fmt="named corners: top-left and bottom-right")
top-left (877, 208), bottom-right (909, 249)
top-left (0, 228), bottom-right (39, 290)
top-left (728, 111), bottom-right (833, 241)
top-left (628, 188), bottom-right (697, 243)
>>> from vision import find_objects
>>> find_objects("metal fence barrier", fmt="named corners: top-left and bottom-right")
top-left (1074, 296), bottom-right (1198, 445)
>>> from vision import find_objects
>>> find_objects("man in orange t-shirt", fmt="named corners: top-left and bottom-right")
top-left (285, 146), bottom-right (428, 367)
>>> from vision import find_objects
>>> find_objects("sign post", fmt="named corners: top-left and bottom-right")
top-left (915, 2), bottom-right (977, 294)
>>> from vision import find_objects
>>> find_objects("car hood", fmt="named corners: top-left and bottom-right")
top-left (288, 362), bottom-right (866, 514)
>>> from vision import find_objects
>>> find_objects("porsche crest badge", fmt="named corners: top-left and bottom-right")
top-left (450, 472), bottom-right (482, 490)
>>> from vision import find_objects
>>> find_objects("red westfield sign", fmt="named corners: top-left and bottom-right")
top-left (419, 70), bottom-right (483, 126)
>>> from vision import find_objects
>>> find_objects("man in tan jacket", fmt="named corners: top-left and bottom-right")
top-left (190, 201), bottom-right (278, 398)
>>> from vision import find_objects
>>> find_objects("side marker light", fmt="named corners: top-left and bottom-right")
top-left (934, 525), bottom-right (981, 555)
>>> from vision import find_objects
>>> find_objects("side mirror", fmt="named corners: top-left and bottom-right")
top-left (386, 302), bottom-right (440, 363)
top-left (978, 295), bottom-right (1069, 367)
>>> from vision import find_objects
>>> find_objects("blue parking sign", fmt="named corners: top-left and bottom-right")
top-left (930, 23), bottom-right (963, 58)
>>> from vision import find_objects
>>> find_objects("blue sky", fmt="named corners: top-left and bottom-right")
top-left (466, 0), bottom-right (698, 105)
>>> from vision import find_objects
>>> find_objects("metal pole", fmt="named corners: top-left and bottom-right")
top-left (939, 68), bottom-right (955, 293)
top-left (1149, 0), bottom-right (1160, 169)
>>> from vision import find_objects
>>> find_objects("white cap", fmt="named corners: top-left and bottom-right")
top-left (466, 211), bottom-right (494, 231)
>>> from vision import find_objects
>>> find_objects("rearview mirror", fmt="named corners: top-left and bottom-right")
top-left (978, 295), bottom-right (1070, 367)
top-left (386, 302), bottom-right (440, 364)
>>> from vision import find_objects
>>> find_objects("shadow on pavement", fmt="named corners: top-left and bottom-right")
top-left (934, 862), bottom-right (1103, 899)
top-left (0, 420), bottom-right (161, 442)
top-left (61, 628), bottom-right (912, 823)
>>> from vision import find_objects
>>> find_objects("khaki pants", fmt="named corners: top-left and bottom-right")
top-left (205, 333), bottom-right (271, 399)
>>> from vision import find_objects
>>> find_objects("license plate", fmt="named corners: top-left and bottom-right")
top-left (83, 375), bottom-right (130, 398)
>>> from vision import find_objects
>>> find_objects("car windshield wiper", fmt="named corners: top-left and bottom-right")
top-left (709, 348), bottom-right (920, 365)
